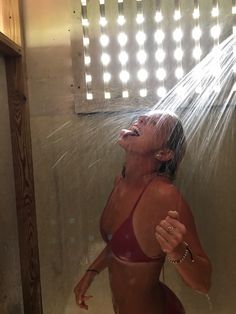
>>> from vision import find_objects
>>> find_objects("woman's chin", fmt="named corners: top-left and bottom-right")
top-left (117, 136), bottom-right (129, 150)
top-left (117, 129), bottom-right (138, 150)
top-left (117, 137), bottom-right (125, 148)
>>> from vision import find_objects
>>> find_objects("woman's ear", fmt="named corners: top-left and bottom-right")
top-left (155, 148), bottom-right (174, 162)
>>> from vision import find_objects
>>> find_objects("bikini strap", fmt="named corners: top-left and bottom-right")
top-left (130, 176), bottom-right (156, 216)
top-left (100, 175), bottom-right (123, 221)
top-left (101, 175), bottom-right (155, 222)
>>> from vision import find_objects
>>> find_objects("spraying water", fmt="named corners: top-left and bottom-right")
top-left (94, 34), bottom-right (236, 180)
top-left (41, 33), bottom-right (235, 314)
top-left (152, 34), bottom-right (235, 162)
top-left (117, 34), bottom-right (235, 179)
top-left (45, 34), bottom-right (235, 184)
top-left (148, 33), bottom-right (236, 181)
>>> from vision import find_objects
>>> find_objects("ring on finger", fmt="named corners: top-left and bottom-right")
top-left (167, 225), bottom-right (174, 233)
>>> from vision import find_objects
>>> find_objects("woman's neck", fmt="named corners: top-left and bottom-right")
top-left (123, 153), bottom-right (160, 184)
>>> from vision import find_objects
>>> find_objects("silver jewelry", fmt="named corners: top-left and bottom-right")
top-left (167, 225), bottom-right (174, 232)
top-left (167, 241), bottom-right (195, 264)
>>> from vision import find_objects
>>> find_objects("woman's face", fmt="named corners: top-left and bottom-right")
top-left (118, 112), bottom-right (172, 156)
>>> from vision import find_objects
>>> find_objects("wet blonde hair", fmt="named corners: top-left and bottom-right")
top-left (154, 111), bottom-right (186, 180)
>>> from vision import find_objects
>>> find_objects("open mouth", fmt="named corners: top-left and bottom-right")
top-left (130, 127), bottom-right (140, 136)
top-left (120, 126), bottom-right (141, 138)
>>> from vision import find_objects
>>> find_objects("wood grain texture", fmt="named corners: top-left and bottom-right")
top-left (0, 31), bottom-right (21, 56)
top-left (5, 54), bottom-right (43, 314)
top-left (0, 0), bottom-right (21, 45)
top-left (1, 0), bottom-right (44, 313)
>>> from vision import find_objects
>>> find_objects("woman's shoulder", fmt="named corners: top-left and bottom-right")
top-left (146, 176), bottom-right (189, 215)
top-left (149, 176), bottom-right (180, 197)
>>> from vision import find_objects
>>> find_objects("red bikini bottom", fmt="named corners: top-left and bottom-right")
top-left (160, 282), bottom-right (186, 314)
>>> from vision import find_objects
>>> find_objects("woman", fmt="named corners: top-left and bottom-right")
top-left (74, 110), bottom-right (212, 313)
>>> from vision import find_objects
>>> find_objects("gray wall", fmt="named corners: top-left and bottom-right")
top-left (22, 0), bottom-right (236, 314)
top-left (0, 56), bottom-right (24, 314)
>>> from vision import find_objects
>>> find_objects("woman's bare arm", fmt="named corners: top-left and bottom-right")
top-left (164, 209), bottom-right (211, 294)
top-left (155, 188), bottom-right (212, 294)
top-left (87, 244), bottom-right (110, 274)
top-left (74, 245), bottom-right (110, 309)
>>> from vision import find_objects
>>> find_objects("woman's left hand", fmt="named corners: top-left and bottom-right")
top-left (155, 210), bottom-right (187, 254)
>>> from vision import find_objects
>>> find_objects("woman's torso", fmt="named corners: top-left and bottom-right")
top-left (100, 176), bottom-right (185, 314)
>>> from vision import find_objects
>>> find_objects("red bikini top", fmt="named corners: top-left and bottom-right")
top-left (100, 177), bottom-right (165, 263)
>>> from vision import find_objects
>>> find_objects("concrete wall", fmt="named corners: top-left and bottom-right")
top-left (0, 56), bottom-right (24, 314)
top-left (22, 1), bottom-right (236, 314)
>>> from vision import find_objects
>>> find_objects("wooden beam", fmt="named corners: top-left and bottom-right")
top-left (5, 54), bottom-right (43, 314)
top-left (0, 0), bottom-right (21, 45)
top-left (3, 0), bottom-right (44, 313)
top-left (0, 31), bottom-right (21, 56)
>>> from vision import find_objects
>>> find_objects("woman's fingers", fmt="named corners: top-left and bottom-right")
top-left (75, 294), bottom-right (93, 309)
top-left (159, 219), bottom-right (175, 233)
top-left (163, 218), bottom-right (187, 235)
top-left (155, 213), bottom-right (187, 252)
top-left (167, 210), bottom-right (179, 219)
top-left (155, 233), bottom-right (172, 253)
top-left (165, 217), bottom-right (187, 235)
top-left (84, 295), bottom-right (93, 299)
top-left (79, 300), bottom-right (88, 310)
top-left (159, 220), bottom-right (184, 240)
top-left (156, 224), bottom-right (182, 248)
top-left (79, 295), bottom-right (93, 310)
top-left (74, 272), bottom-right (95, 310)
top-left (166, 211), bottom-right (187, 235)
top-left (78, 295), bottom-right (93, 302)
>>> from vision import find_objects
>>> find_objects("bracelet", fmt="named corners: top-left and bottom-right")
top-left (86, 268), bottom-right (99, 274)
top-left (167, 242), bottom-right (195, 264)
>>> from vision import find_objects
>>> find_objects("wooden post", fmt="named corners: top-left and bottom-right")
top-left (0, 0), bottom-right (21, 45)
top-left (0, 0), bottom-right (43, 313)
top-left (5, 54), bottom-right (43, 314)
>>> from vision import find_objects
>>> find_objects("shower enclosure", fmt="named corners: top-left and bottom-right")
top-left (1, 1), bottom-right (236, 314)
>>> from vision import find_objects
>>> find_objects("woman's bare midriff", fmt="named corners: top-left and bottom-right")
top-left (108, 253), bottom-right (165, 314)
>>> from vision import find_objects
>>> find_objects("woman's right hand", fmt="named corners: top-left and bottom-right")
top-left (74, 271), bottom-right (96, 310)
